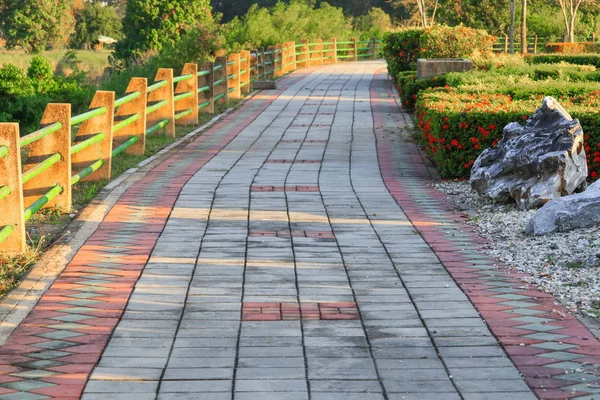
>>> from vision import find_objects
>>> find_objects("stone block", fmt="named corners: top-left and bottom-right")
top-left (416, 58), bottom-right (473, 80)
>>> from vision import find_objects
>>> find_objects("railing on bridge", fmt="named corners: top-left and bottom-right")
top-left (0, 38), bottom-right (381, 255)
top-left (493, 34), bottom-right (599, 54)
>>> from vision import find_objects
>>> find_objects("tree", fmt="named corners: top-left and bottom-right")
top-left (71, 3), bottom-right (122, 49)
top-left (116, 0), bottom-right (213, 61)
top-left (1, 0), bottom-right (76, 53)
top-left (521, 0), bottom-right (527, 54)
top-left (388, 0), bottom-right (439, 28)
top-left (509, 0), bottom-right (516, 53)
top-left (558, 0), bottom-right (586, 42)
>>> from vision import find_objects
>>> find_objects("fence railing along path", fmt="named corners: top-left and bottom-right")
top-left (0, 38), bottom-right (381, 255)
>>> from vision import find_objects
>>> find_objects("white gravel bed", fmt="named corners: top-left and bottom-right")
top-left (434, 180), bottom-right (600, 319)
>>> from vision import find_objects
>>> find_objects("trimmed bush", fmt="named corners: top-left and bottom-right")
top-left (414, 88), bottom-right (600, 180)
top-left (529, 54), bottom-right (600, 68)
top-left (383, 25), bottom-right (496, 79)
top-left (383, 29), bottom-right (423, 77)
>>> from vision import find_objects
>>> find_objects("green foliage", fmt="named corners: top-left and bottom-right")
top-left (353, 8), bottom-right (392, 40)
top-left (419, 25), bottom-right (496, 60)
top-left (223, 0), bottom-right (352, 50)
top-left (115, 0), bottom-right (213, 62)
top-left (383, 26), bottom-right (495, 77)
top-left (383, 29), bottom-right (423, 76)
top-left (399, 59), bottom-right (600, 180)
top-left (1, 0), bottom-right (76, 53)
top-left (71, 3), bottom-right (123, 50)
top-left (0, 57), bottom-right (94, 134)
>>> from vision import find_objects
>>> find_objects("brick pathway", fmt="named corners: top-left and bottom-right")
top-left (0, 62), bottom-right (598, 399)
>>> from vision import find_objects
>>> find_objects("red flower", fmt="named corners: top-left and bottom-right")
top-left (463, 163), bottom-right (471, 169)
top-left (442, 124), bottom-right (449, 130)
top-left (594, 157), bottom-right (600, 163)
top-left (450, 139), bottom-right (460, 147)
top-left (592, 171), bottom-right (599, 179)
top-left (443, 117), bottom-right (449, 122)
top-left (471, 137), bottom-right (478, 144)
top-left (488, 124), bottom-right (496, 130)
top-left (523, 115), bottom-right (528, 120)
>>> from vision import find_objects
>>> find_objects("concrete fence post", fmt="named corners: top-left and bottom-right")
top-left (240, 50), bottom-right (251, 95)
top-left (23, 104), bottom-right (71, 210)
top-left (115, 78), bottom-right (147, 155)
top-left (227, 53), bottom-right (241, 99)
top-left (199, 61), bottom-right (215, 114)
top-left (72, 91), bottom-right (115, 181)
top-left (0, 124), bottom-right (26, 255)
top-left (175, 63), bottom-right (199, 125)
top-left (214, 56), bottom-right (229, 106)
top-left (148, 68), bottom-right (176, 137)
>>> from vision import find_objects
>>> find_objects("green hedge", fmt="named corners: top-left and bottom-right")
top-left (529, 54), bottom-right (600, 68)
top-left (383, 25), bottom-right (496, 79)
top-left (415, 88), bottom-right (600, 180)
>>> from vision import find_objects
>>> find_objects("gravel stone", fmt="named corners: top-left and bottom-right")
top-left (434, 180), bottom-right (600, 319)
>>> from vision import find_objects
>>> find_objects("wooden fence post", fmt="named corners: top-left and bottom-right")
top-left (22, 104), bottom-right (71, 211)
top-left (148, 68), bottom-right (175, 137)
top-left (352, 38), bottom-right (358, 61)
top-left (257, 48), bottom-right (265, 81)
top-left (266, 46), bottom-right (276, 80)
top-left (372, 38), bottom-right (378, 59)
top-left (175, 63), bottom-right (199, 125)
top-left (72, 91), bottom-right (115, 181)
top-left (298, 40), bottom-right (309, 69)
top-left (227, 53), bottom-right (241, 99)
top-left (533, 35), bottom-right (538, 54)
top-left (240, 50), bottom-right (251, 95)
top-left (311, 39), bottom-right (323, 66)
top-left (250, 50), bottom-right (259, 89)
top-left (114, 78), bottom-right (147, 155)
top-left (199, 61), bottom-right (215, 114)
top-left (504, 35), bottom-right (509, 53)
top-left (290, 42), bottom-right (297, 71)
top-left (274, 44), bottom-right (283, 78)
top-left (214, 56), bottom-right (229, 106)
top-left (0, 124), bottom-right (26, 255)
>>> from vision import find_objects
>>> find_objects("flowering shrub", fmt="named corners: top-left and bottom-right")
top-left (396, 71), bottom-right (446, 110)
top-left (383, 25), bottom-right (496, 79)
top-left (414, 88), bottom-right (600, 180)
top-left (383, 29), bottom-right (423, 77)
top-left (545, 42), bottom-right (600, 54)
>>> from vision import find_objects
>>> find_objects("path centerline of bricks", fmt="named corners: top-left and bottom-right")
top-left (1, 62), bottom-right (599, 400)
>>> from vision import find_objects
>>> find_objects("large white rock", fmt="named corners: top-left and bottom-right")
top-left (470, 96), bottom-right (588, 210)
top-left (527, 180), bottom-right (600, 235)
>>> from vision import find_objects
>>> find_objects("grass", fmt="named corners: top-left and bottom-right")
top-left (0, 235), bottom-right (47, 298)
top-left (0, 49), bottom-right (111, 79)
